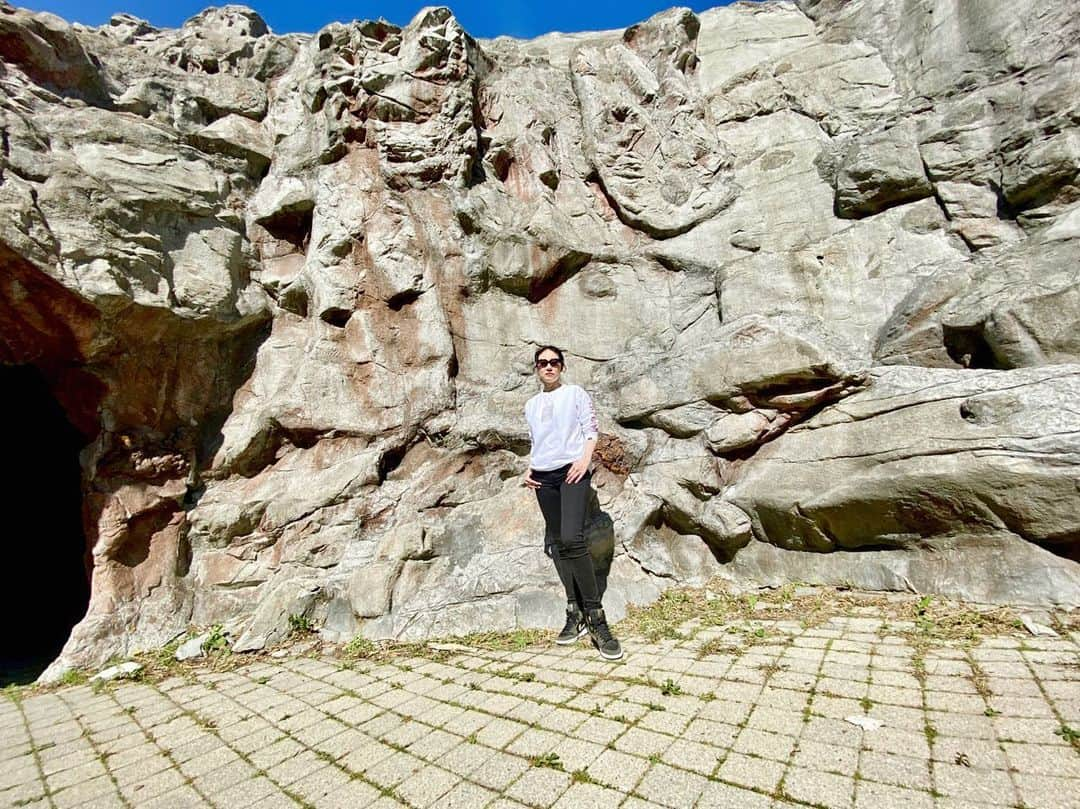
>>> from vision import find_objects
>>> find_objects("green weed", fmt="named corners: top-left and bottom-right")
top-left (530, 752), bottom-right (563, 770)
top-left (288, 614), bottom-right (315, 635)
top-left (659, 679), bottom-right (682, 697)
top-left (202, 625), bottom-right (230, 654)
top-left (1054, 724), bottom-right (1079, 750)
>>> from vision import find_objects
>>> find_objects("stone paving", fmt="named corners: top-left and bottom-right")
top-left (2, 595), bottom-right (1079, 809)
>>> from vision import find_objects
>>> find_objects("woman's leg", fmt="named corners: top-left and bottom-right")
top-left (549, 547), bottom-right (583, 605)
top-left (556, 472), bottom-right (602, 611)
top-left (535, 478), bottom-right (577, 603)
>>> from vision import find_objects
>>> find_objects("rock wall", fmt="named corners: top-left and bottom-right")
top-left (0, 0), bottom-right (1078, 677)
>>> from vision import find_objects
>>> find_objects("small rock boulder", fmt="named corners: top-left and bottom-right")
top-left (833, 123), bottom-right (933, 218)
top-left (91, 661), bottom-right (143, 682)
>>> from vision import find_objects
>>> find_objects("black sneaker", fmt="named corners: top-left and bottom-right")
top-left (585, 607), bottom-right (624, 660)
top-left (556, 603), bottom-right (587, 645)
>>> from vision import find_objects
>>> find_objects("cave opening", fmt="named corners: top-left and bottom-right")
top-left (0, 364), bottom-right (91, 685)
top-left (942, 324), bottom-right (1004, 370)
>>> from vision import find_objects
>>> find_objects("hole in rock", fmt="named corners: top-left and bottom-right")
top-left (377, 442), bottom-right (409, 483)
top-left (1033, 537), bottom-right (1080, 564)
top-left (0, 365), bottom-right (91, 685)
top-left (387, 288), bottom-right (424, 311)
top-left (257, 203), bottom-right (314, 251)
top-left (320, 306), bottom-right (352, 327)
top-left (526, 250), bottom-right (591, 304)
top-left (942, 324), bottom-right (1004, 370)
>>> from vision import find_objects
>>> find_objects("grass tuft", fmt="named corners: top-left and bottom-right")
top-left (530, 752), bottom-right (563, 770)
top-left (659, 678), bottom-right (682, 697)
top-left (288, 614), bottom-right (315, 635)
top-left (1054, 724), bottom-right (1079, 750)
top-left (457, 628), bottom-right (550, 651)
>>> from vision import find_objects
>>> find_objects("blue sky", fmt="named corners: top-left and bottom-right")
top-left (23, 0), bottom-right (738, 38)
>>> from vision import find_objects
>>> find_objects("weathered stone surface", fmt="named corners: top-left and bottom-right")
top-left (876, 234), bottom-right (1080, 369)
top-left (600, 313), bottom-right (867, 423)
top-left (1, 0), bottom-right (1077, 679)
top-left (570, 8), bottom-right (736, 237)
top-left (0, 3), bottom-right (110, 104)
top-left (191, 114), bottom-right (273, 170)
top-left (705, 409), bottom-right (788, 454)
top-left (726, 535), bottom-right (1080, 608)
top-left (723, 364), bottom-right (1080, 603)
top-left (698, 4), bottom-right (901, 137)
top-left (831, 122), bottom-right (933, 217)
top-left (1001, 130), bottom-right (1080, 211)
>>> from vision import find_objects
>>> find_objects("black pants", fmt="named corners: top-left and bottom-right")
top-left (533, 464), bottom-right (602, 611)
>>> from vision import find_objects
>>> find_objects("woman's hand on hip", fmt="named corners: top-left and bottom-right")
top-left (565, 458), bottom-right (590, 484)
top-left (523, 470), bottom-right (540, 489)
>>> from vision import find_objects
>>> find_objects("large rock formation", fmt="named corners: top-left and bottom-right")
top-left (1, 0), bottom-right (1078, 677)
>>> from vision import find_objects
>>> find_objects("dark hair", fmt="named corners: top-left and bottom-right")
top-left (533, 345), bottom-right (565, 366)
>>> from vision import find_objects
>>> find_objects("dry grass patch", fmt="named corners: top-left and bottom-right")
top-left (456, 628), bottom-right (551, 651)
top-left (907, 595), bottom-right (1023, 643)
top-left (620, 581), bottom-right (1033, 648)
top-left (620, 587), bottom-right (748, 641)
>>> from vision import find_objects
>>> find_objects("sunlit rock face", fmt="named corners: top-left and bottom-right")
top-left (1, 0), bottom-right (1078, 678)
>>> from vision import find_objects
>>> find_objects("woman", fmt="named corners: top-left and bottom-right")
top-left (523, 346), bottom-right (623, 660)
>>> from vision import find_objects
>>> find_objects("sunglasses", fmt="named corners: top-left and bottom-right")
top-left (535, 358), bottom-right (563, 369)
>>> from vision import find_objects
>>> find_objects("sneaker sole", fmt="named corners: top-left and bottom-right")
top-left (555, 627), bottom-right (589, 645)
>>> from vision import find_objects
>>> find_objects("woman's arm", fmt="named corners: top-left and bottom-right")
top-left (566, 387), bottom-right (599, 484)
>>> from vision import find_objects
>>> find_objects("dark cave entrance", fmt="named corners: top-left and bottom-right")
top-left (0, 364), bottom-right (91, 685)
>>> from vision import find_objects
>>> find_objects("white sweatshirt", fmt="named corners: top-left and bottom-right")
top-left (525, 384), bottom-right (600, 471)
